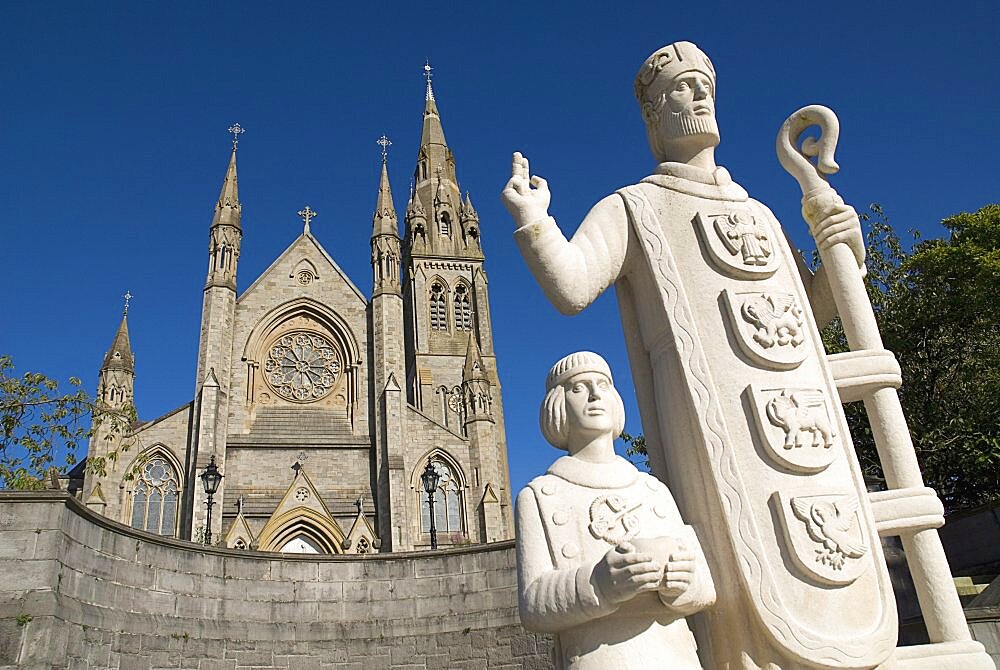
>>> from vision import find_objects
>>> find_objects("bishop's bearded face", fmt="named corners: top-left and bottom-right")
top-left (644, 71), bottom-right (720, 159)
top-left (662, 72), bottom-right (719, 140)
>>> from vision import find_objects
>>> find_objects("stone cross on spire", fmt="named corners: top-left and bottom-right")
top-left (297, 206), bottom-right (317, 234)
top-left (123, 290), bottom-right (133, 316)
top-left (227, 122), bottom-right (245, 149)
top-left (377, 135), bottom-right (392, 163)
top-left (423, 60), bottom-right (434, 101)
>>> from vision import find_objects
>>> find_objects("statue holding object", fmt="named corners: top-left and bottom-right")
top-left (504, 41), bottom-right (992, 669)
top-left (516, 351), bottom-right (714, 669)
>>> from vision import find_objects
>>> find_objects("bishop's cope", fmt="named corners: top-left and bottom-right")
top-left (503, 42), bottom-right (899, 669)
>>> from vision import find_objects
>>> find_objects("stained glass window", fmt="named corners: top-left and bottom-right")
top-left (263, 331), bottom-right (342, 403)
top-left (129, 455), bottom-right (179, 536)
top-left (419, 458), bottom-right (463, 534)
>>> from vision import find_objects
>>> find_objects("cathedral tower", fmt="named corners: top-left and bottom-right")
top-left (401, 65), bottom-right (513, 543)
top-left (368, 144), bottom-right (408, 550)
top-left (83, 298), bottom-right (136, 518)
top-left (184, 129), bottom-right (243, 540)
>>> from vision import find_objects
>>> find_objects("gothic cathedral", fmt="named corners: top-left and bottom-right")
top-left (79, 75), bottom-right (514, 553)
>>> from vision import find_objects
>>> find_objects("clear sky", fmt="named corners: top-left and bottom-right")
top-left (1, 2), bottom-right (997, 496)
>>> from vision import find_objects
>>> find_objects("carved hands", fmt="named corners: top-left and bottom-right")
top-left (502, 152), bottom-right (551, 228)
top-left (590, 545), bottom-right (664, 605)
top-left (659, 546), bottom-right (696, 599)
top-left (802, 190), bottom-right (865, 269)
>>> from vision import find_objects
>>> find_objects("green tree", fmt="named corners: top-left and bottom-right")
top-left (0, 355), bottom-right (136, 490)
top-left (619, 430), bottom-right (648, 469)
top-left (823, 204), bottom-right (1000, 512)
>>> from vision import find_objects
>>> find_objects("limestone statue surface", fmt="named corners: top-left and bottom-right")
top-left (516, 352), bottom-right (714, 669)
top-left (503, 40), bottom-right (994, 670)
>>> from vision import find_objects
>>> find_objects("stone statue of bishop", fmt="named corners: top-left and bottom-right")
top-left (503, 42), bottom-right (898, 669)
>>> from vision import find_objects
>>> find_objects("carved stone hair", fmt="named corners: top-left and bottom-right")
top-left (540, 352), bottom-right (626, 451)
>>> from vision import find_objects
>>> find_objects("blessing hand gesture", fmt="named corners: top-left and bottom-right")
top-left (502, 152), bottom-right (551, 227)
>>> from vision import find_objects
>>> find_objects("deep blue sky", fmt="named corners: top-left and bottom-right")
top-left (2, 2), bottom-right (997, 495)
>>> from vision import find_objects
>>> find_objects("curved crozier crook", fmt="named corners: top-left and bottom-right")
top-left (776, 105), bottom-right (841, 195)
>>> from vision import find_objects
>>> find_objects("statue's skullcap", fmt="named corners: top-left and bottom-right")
top-left (635, 41), bottom-right (716, 103)
top-left (546, 352), bottom-right (613, 391)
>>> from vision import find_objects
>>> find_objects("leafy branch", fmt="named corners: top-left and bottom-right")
top-left (0, 355), bottom-right (138, 490)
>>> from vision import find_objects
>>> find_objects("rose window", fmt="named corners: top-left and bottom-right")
top-left (264, 331), bottom-right (342, 402)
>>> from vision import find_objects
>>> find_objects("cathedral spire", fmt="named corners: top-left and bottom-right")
top-left (372, 137), bottom-right (402, 295)
top-left (211, 145), bottom-right (241, 230)
top-left (372, 136), bottom-right (398, 237)
top-left (101, 311), bottom-right (134, 374)
top-left (97, 293), bottom-right (136, 410)
top-left (462, 334), bottom-right (493, 424)
top-left (462, 334), bottom-right (486, 383)
top-left (419, 62), bottom-right (448, 153)
top-left (206, 127), bottom-right (244, 291)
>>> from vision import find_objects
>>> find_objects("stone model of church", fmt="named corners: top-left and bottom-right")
top-left (77, 74), bottom-right (513, 554)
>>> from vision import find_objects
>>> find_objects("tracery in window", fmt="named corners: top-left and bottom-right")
top-left (453, 284), bottom-right (473, 331)
top-left (129, 455), bottom-right (179, 536)
top-left (430, 283), bottom-right (448, 331)
top-left (263, 331), bottom-right (343, 403)
top-left (357, 536), bottom-right (371, 554)
top-left (419, 458), bottom-right (463, 534)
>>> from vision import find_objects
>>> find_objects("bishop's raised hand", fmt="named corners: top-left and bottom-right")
top-left (502, 152), bottom-right (551, 228)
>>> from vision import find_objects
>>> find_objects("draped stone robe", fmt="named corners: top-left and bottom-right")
top-left (516, 455), bottom-right (713, 669)
top-left (514, 163), bottom-right (898, 669)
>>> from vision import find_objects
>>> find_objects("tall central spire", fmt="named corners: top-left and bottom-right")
top-left (419, 61), bottom-right (448, 152)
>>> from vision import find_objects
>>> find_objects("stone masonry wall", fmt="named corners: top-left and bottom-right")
top-left (0, 492), bottom-right (552, 670)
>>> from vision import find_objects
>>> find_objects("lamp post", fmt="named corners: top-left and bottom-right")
top-left (420, 461), bottom-right (441, 550)
top-left (199, 455), bottom-right (223, 546)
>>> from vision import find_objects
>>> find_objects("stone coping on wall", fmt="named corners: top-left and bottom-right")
top-left (0, 490), bottom-right (513, 561)
top-left (0, 491), bottom-right (552, 669)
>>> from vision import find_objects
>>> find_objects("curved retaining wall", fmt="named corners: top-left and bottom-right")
top-left (0, 492), bottom-right (552, 670)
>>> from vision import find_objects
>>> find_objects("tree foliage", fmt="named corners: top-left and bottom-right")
top-left (822, 204), bottom-right (1000, 512)
top-left (619, 430), bottom-right (648, 469)
top-left (0, 355), bottom-right (136, 490)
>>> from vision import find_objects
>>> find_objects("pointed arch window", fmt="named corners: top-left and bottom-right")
top-left (439, 211), bottom-right (451, 236)
top-left (430, 282), bottom-right (448, 331)
top-left (129, 455), bottom-right (179, 536)
top-left (419, 458), bottom-right (463, 534)
top-left (453, 284), bottom-right (473, 331)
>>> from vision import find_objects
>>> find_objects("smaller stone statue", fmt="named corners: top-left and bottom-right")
top-left (516, 352), bottom-right (715, 669)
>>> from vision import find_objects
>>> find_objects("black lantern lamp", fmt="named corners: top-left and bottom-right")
top-left (199, 455), bottom-right (223, 545)
top-left (421, 460), bottom-right (441, 550)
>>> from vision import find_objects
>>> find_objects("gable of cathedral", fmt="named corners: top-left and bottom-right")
top-left (79, 70), bottom-right (514, 554)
